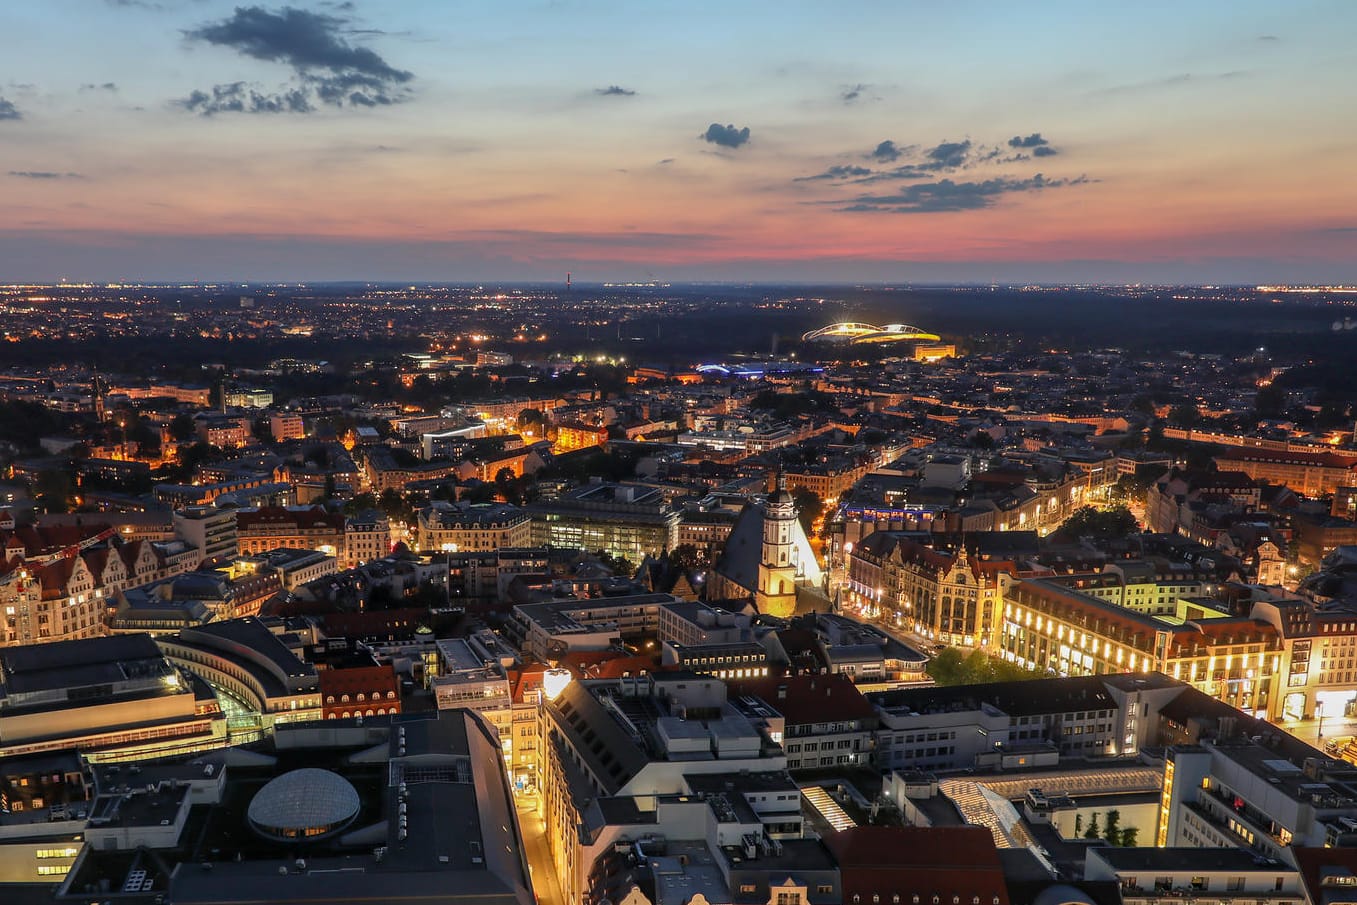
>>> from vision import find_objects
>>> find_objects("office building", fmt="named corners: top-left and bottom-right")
top-left (156, 617), bottom-right (322, 732)
top-left (527, 482), bottom-right (680, 562)
top-left (172, 506), bottom-right (239, 565)
top-left (0, 634), bottom-right (224, 761)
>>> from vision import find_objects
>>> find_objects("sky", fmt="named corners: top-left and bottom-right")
top-left (2, 0), bottom-right (1356, 284)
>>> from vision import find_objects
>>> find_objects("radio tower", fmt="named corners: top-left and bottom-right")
top-left (566, 272), bottom-right (572, 291)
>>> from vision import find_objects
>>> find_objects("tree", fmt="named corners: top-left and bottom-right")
top-left (1084, 812), bottom-right (1101, 840)
top-left (35, 469), bottom-right (73, 514)
top-left (1168, 403), bottom-right (1201, 428)
top-left (169, 413), bottom-right (196, 443)
top-left (1104, 809), bottom-right (1122, 846)
top-left (461, 481), bottom-right (498, 504)
top-left (378, 488), bottom-right (411, 522)
top-left (170, 442), bottom-right (223, 482)
top-left (791, 486), bottom-right (823, 537)
top-left (343, 492), bottom-right (378, 516)
top-left (669, 543), bottom-right (703, 573)
top-left (1120, 826), bottom-right (1138, 847)
top-left (1074, 813), bottom-right (1083, 837)
top-left (594, 550), bottom-right (635, 578)
top-left (1253, 383), bottom-right (1286, 419)
top-left (1056, 506), bottom-right (1138, 541)
top-left (1129, 394), bottom-right (1156, 416)
top-left (925, 647), bottom-right (1046, 686)
top-left (516, 408), bottom-right (545, 436)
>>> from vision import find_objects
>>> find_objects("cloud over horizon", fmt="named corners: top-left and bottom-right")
top-left (181, 4), bottom-right (413, 114)
top-left (595, 85), bottom-right (636, 97)
top-left (0, 97), bottom-right (21, 121)
top-left (839, 173), bottom-right (1090, 213)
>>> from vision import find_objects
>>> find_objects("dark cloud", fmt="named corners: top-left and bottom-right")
top-left (869, 140), bottom-right (903, 162)
top-left (924, 139), bottom-right (971, 169)
top-left (795, 164), bottom-right (874, 182)
top-left (799, 131), bottom-right (1073, 186)
top-left (1258, 34), bottom-right (1280, 42)
top-left (182, 5), bottom-right (413, 113)
top-left (840, 83), bottom-right (869, 104)
top-left (838, 173), bottom-right (1089, 213)
top-left (595, 85), bottom-right (636, 97)
top-left (700, 123), bottom-right (751, 149)
top-left (180, 81), bottom-right (314, 115)
top-left (0, 97), bottom-right (20, 121)
top-left (80, 82), bottom-right (119, 92)
top-left (10, 171), bottom-right (83, 179)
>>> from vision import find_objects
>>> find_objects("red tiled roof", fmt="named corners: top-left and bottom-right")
top-left (236, 506), bottom-right (346, 530)
top-left (319, 664), bottom-right (399, 697)
top-left (824, 826), bottom-right (1009, 905)
top-left (508, 663), bottom-right (549, 704)
top-left (1294, 847), bottom-right (1357, 905)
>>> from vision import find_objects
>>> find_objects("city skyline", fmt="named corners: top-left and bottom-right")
top-left (3, 1), bottom-right (1356, 282)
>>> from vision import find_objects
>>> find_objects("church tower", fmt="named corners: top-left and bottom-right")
top-left (756, 470), bottom-right (799, 618)
top-left (91, 372), bottom-right (107, 423)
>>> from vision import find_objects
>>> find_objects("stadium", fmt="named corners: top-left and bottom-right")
top-left (801, 322), bottom-right (942, 345)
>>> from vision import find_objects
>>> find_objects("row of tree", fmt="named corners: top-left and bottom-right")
top-left (925, 648), bottom-right (1047, 686)
top-left (1075, 808), bottom-right (1139, 847)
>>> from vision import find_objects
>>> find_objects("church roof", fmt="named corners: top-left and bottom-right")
top-left (711, 504), bottom-right (765, 595)
top-left (710, 500), bottom-right (824, 603)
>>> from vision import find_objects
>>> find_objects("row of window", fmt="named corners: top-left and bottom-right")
top-left (325, 691), bottom-right (396, 703)
top-left (786, 739), bottom-right (860, 753)
top-left (328, 708), bottom-right (393, 718)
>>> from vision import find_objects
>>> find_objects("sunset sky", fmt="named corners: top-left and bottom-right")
top-left (2, 0), bottom-right (1355, 283)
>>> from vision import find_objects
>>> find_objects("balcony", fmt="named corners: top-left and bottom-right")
top-left (1187, 794), bottom-right (1289, 856)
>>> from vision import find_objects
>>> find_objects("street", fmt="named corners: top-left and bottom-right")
top-left (1277, 714), bottom-right (1357, 754)
top-left (516, 791), bottom-right (564, 905)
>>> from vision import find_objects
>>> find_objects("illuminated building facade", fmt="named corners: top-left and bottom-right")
top-left (416, 501), bottom-right (531, 553)
top-left (234, 505), bottom-right (346, 557)
top-left (527, 482), bottom-right (679, 562)
top-left (0, 634), bottom-right (225, 761)
top-left (999, 578), bottom-right (1282, 718)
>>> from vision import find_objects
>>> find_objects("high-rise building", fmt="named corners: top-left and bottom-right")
top-left (173, 506), bottom-right (239, 566)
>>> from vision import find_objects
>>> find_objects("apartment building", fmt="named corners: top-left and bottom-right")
top-left (415, 501), bottom-right (532, 553)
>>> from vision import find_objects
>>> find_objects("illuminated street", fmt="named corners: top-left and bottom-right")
top-left (516, 789), bottom-right (563, 905)
top-left (1278, 715), bottom-right (1357, 754)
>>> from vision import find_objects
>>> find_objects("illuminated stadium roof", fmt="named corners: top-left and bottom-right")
top-left (801, 322), bottom-right (941, 344)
